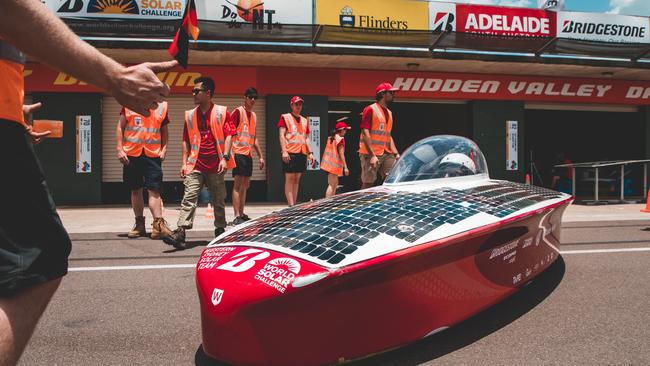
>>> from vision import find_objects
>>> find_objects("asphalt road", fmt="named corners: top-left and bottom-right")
top-left (20, 221), bottom-right (650, 366)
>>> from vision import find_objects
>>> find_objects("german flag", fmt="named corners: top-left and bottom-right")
top-left (168, 0), bottom-right (199, 68)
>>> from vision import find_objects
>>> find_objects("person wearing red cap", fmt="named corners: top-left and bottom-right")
top-left (278, 96), bottom-right (314, 206)
top-left (321, 118), bottom-right (351, 197)
top-left (359, 82), bottom-right (400, 188)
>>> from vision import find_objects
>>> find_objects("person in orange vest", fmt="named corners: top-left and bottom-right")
top-left (164, 77), bottom-right (236, 250)
top-left (278, 96), bottom-right (314, 206)
top-left (116, 102), bottom-right (173, 239)
top-left (231, 87), bottom-right (265, 225)
top-left (0, 2), bottom-right (175, 364)
top-left (322, 118), bottom-right (351, 197)
top-left (359, 82), bottom-right (401, 189)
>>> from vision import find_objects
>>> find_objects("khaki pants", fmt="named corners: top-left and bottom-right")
top-left (359, 153), bottom-right (396, 185)
top-left (177, 171), bottom-right (227, 229)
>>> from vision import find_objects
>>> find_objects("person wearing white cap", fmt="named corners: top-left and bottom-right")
top-left (321, 118), bottom-right (351, 197)
top-left (359, 82), bottom-right (400, 189)
top-left (278, 96), bottom-right (314, 206)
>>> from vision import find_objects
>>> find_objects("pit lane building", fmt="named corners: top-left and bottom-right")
top-left (27, 0), bottom-right (650, 204)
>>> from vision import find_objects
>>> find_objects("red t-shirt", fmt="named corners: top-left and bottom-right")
top-left (277, 114), bottom-right (310, 135)
top-left (230, 108), bottom-right (253, 129)
top-left (182, 105), bottom-right (236, 173)
top-left (120, 107), bottom-right (170, 126)
top-left (360, 104), bottom-right (389, 130)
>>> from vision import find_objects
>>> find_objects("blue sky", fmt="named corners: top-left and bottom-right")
top-left (430, 1), bottom-right (650, 17)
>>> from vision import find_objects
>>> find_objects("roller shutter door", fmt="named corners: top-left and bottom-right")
top-left (102, 96), bottom-right (267, 182)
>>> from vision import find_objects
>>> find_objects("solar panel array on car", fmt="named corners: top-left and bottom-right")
top-left (215, 182), bottom-right (563, 265)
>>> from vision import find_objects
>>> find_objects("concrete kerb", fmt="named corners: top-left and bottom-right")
top-left (57, 202), bottom-right (650, 235)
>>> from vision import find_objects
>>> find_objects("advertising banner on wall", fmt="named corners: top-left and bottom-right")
top-left (24, 63), bottom-right (650, 105)
top-left (556, 11), bottom-right (650, 44)
top-left (318, 0), bottom-right (429, 31)
top-left (505, 121), bottom-right (518, 171)
top-left (76, 115), bottom-right (92, 173)
top-left (429, 2), bottom-right (555, 37)
top-left (308, 116), bottom-right (321, 171)
top-left (44, 0), bottom-right (186, 19)
top-left (197, 0), bottom-right (312, 24)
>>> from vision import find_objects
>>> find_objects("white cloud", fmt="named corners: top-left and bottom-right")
top-left (608, 0), bottom-right (650, 16)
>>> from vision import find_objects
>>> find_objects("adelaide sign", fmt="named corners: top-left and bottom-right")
top-left (429, 2), bottom-right (554, 37)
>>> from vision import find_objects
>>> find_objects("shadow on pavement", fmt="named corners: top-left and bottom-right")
top-left (194, 257), bottom-right (565, 366)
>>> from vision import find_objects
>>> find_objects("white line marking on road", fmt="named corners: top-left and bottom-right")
top-left (67, 247), bottom-right (650, 272)
top-left (560, 247), bottom-right (650, 255)
top-left (69, 264), bottom-right (195, 272)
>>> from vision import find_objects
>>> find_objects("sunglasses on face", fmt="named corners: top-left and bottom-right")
top-left (247, 95), bottom-right (258, 100)
top-left (192, 88), bottom-right (206, 95)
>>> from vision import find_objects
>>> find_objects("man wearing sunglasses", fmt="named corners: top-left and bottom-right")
top-left (164, 77), bottom-right (236, 249)
top-left (359, 82), bottom-right (401, 189)
top-left (230, 87), bottom-right (265, 225)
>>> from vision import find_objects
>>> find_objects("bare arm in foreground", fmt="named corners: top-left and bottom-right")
top-left (0, 0), bottom-right (177, 116)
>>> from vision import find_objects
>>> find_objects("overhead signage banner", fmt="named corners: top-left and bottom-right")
top-left (318, 0), bottom-right (429, 31)
top-left (44, 0), bottom-right (186, 19)
top-left (24, 63), bottom-right (650, 105)
top-left (557, 11), bottom-right (650, 44)
top-left (197, 0), bottom-right (312, 25)
top-left (339, 70), bottom-right (650, 105)
top-left (429, 2), bottom-right (555, 37)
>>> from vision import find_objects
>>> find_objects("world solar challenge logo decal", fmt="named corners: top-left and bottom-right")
top-left (87, 0), bottom-right (140, 14)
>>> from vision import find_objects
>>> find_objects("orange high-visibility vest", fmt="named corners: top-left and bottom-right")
top-left (0, 39), bottom-right (26, 125)
top-left (184, 104), bottom-right (236, 174)
top-left (282, 113), bottom-right (308, 155)
top-left (358, 103), bottom-right (392, 156)
top-left (321, 134), bottom-right (345, 176)
top-left (232, 106), bottom-right (256, 156)
top-left (122, 102), bottom-right (168, 158)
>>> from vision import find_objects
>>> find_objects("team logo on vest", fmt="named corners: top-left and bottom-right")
top-left (338, 5), bottom-right (408, 30)
top-left (220, 0), bottom-right (279, 30)
top-left (87, 0), bottom-right (140, 14)
top-left (379, 123), bottom-right (385, 131)
top-left (431, 12), bottom-right (455, 32)
top-left (134, 116), bottom-right (142, 126)
top-left (254, 257), bottom-right (301, 293)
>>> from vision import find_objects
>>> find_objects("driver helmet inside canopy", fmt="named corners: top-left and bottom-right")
top-left (384, 135), bottom-right (488, 184)
top-left (437, 152), bottom-right (477, 178)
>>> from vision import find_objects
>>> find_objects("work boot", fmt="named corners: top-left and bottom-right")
top-left (232, 216), bottom-right (245, 226)
top-left (127, 216), bottom-right (146, 238)
top-left (214, 227), bottom-right (225, 238)
top-left (151, 218), bottom-right (173, 240)
top-left (163, 227), bottom-right (186, 250)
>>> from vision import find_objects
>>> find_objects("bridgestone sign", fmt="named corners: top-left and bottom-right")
top-left (557, 11), bottom-right (650, 43)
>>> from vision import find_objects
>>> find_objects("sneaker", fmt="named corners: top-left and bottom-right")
top-left (241, 214), bottom-right (251, 221)
top-left (232, 216), bottom-right (245, 226)
top-left (163, 227), bottom-right (186, 250)
top-left (214, 227), bottom-right (225, 237)
top-left (127, 216), bottom-right (146, 238)
top-left (151, 218), bottom-right (173, 240)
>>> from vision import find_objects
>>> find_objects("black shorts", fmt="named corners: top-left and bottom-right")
top-left (232, 154), bottom-right (253, 177)
top-left (0, 121), bottom-right (72, 297)
top-left (122, 154), bottom-right (163, 191)
top-left (283, 153), bottom-right (307, 173)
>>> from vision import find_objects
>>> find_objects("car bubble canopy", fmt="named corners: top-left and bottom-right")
top-left (384, 135), bottom-right (489, 184)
